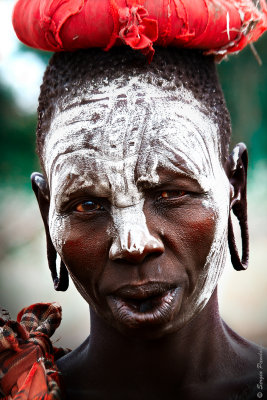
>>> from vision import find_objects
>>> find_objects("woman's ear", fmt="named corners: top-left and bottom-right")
top-left (31, 172), bottom-right (50, 228)
top-left (31, 172), bottom-right (69, 291)
top-left (224, 143), bottom-right (249, 271)
top-left (224, 142), bottom-right (248, 210)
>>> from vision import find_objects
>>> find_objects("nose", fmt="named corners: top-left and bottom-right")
top-left (109, 226), bottom-right (164, 263)
top-left (109, 205), bottom-right (164, 263)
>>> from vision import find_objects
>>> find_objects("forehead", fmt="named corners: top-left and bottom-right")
top-left (43, 79), bottom-right (221, 197)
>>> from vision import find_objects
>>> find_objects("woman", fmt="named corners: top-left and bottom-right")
top-left (1, 1), bottom-right (267, 399)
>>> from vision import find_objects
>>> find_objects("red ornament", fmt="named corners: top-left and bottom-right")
top-left (12, 0), bottom-right (267, 61)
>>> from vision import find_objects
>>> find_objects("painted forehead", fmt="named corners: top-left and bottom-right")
top-left (43, 78), bottom-right (221, 191)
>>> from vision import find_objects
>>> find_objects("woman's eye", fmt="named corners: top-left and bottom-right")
top-left (75, 201), bottom-right (104, 213)
top-left (157, 190), bottom-right (186, 200)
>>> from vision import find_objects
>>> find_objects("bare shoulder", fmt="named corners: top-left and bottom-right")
top-left (56, 337), bottom-right (90, 382)
top-left (223, 321), bottom-right (266, 363)
top-left (194, 342), bottom-right (267, 400)
top-left (220, 323), bottom-right (267, 398)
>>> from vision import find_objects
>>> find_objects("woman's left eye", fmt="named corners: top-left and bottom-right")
top-left (157, 190), bottom-right (187, 200)
top-left (75, 201), bottom-right (104, 213)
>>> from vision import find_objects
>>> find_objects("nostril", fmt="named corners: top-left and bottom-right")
top-left (109, 234), bottom-right (164, 263)
top-left (111, 248), bottom-right (163, 263)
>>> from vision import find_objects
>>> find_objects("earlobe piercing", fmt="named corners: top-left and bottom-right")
top-left (228, 144), bottom-right (249, 271)
top-left (53, 260), bottom-right (69, 291)
top-left (228, 206), bottom-right (249, 271)
top-left (31, 172), bottom-right (68, 290)
top-left (46, 230), bottom-right (69, 291)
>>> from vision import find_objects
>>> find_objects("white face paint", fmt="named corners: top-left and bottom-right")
top-left (43, 76), bottom-right (230, 322)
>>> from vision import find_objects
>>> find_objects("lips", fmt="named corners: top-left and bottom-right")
top-left (106, 282), bottom-right (181, 328)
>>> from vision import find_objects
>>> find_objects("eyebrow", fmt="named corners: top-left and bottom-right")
top-left (136, 171), bottom-right (203, 191)
top-left (56, 182), bottom-right (113, 211)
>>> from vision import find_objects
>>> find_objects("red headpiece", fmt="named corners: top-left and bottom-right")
top-left (12, 0), bottom-right (267, 62)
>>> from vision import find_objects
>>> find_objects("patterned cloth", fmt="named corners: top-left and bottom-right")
top-left (0, 303), bottom-right (70, 400)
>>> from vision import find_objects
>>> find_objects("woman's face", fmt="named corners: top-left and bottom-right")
top-left (43, 80), bottom-right (230, 338)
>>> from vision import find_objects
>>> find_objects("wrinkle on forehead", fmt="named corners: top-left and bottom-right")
top-left (44, 79), bottom-right (223, 211)
top-left (44, 78), bottom-right (220, 178)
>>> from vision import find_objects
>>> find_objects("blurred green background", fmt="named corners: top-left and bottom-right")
top-left (0, 0), bottom-right (266, 348)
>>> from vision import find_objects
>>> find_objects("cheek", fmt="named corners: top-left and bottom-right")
top-left (60, 219), bottom-right (111, 286)
top-left (184, 209), bottom-right (215, 253)
top-left (160, 206), bottom-right (216, 268)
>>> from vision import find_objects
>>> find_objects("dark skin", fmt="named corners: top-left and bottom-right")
top-left (32, 139), bottom-right (266, 400)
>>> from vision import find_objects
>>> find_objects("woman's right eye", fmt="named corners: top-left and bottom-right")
top-left (75, 201), bottom-right (105, 213)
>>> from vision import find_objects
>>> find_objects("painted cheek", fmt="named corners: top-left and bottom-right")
top-left (184, 210), bottom-right (216, 265)
top-left (185, 209), bottom-right (215, 242)
top-left (159, 206), bottom-right (216, 271)
top-left (60, 230), bottom-right (110, 306)
top-left (62, 232), bottom-right (110, 273)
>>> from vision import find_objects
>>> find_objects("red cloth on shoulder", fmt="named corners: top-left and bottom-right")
top-left (0, 303), bottom-right (70, 400)
top-left (12, 0), bottom-right (267, 62)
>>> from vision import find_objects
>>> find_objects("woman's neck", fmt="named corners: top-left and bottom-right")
top-left (89, 290), bottom-right (222, 374)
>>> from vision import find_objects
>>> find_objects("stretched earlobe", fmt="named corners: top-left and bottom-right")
top-left (31, 172), bottom-right (69, 291)
top-left (45, 225), bottom-right (69, 291)
top-left (225, 143), bottom-right (249, 271)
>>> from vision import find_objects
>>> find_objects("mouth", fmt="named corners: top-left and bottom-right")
top-left (106, 282), bottom-right (181, 328)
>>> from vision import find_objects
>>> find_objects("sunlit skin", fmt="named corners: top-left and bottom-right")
top-left (32, 85), bottom-right (267, 399)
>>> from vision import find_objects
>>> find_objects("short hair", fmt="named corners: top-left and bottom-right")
top-left (36, 47), bottom-right (231, 171)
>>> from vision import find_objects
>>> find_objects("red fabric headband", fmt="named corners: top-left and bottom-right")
top-left (12, 0), bottom-right (267, 62)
